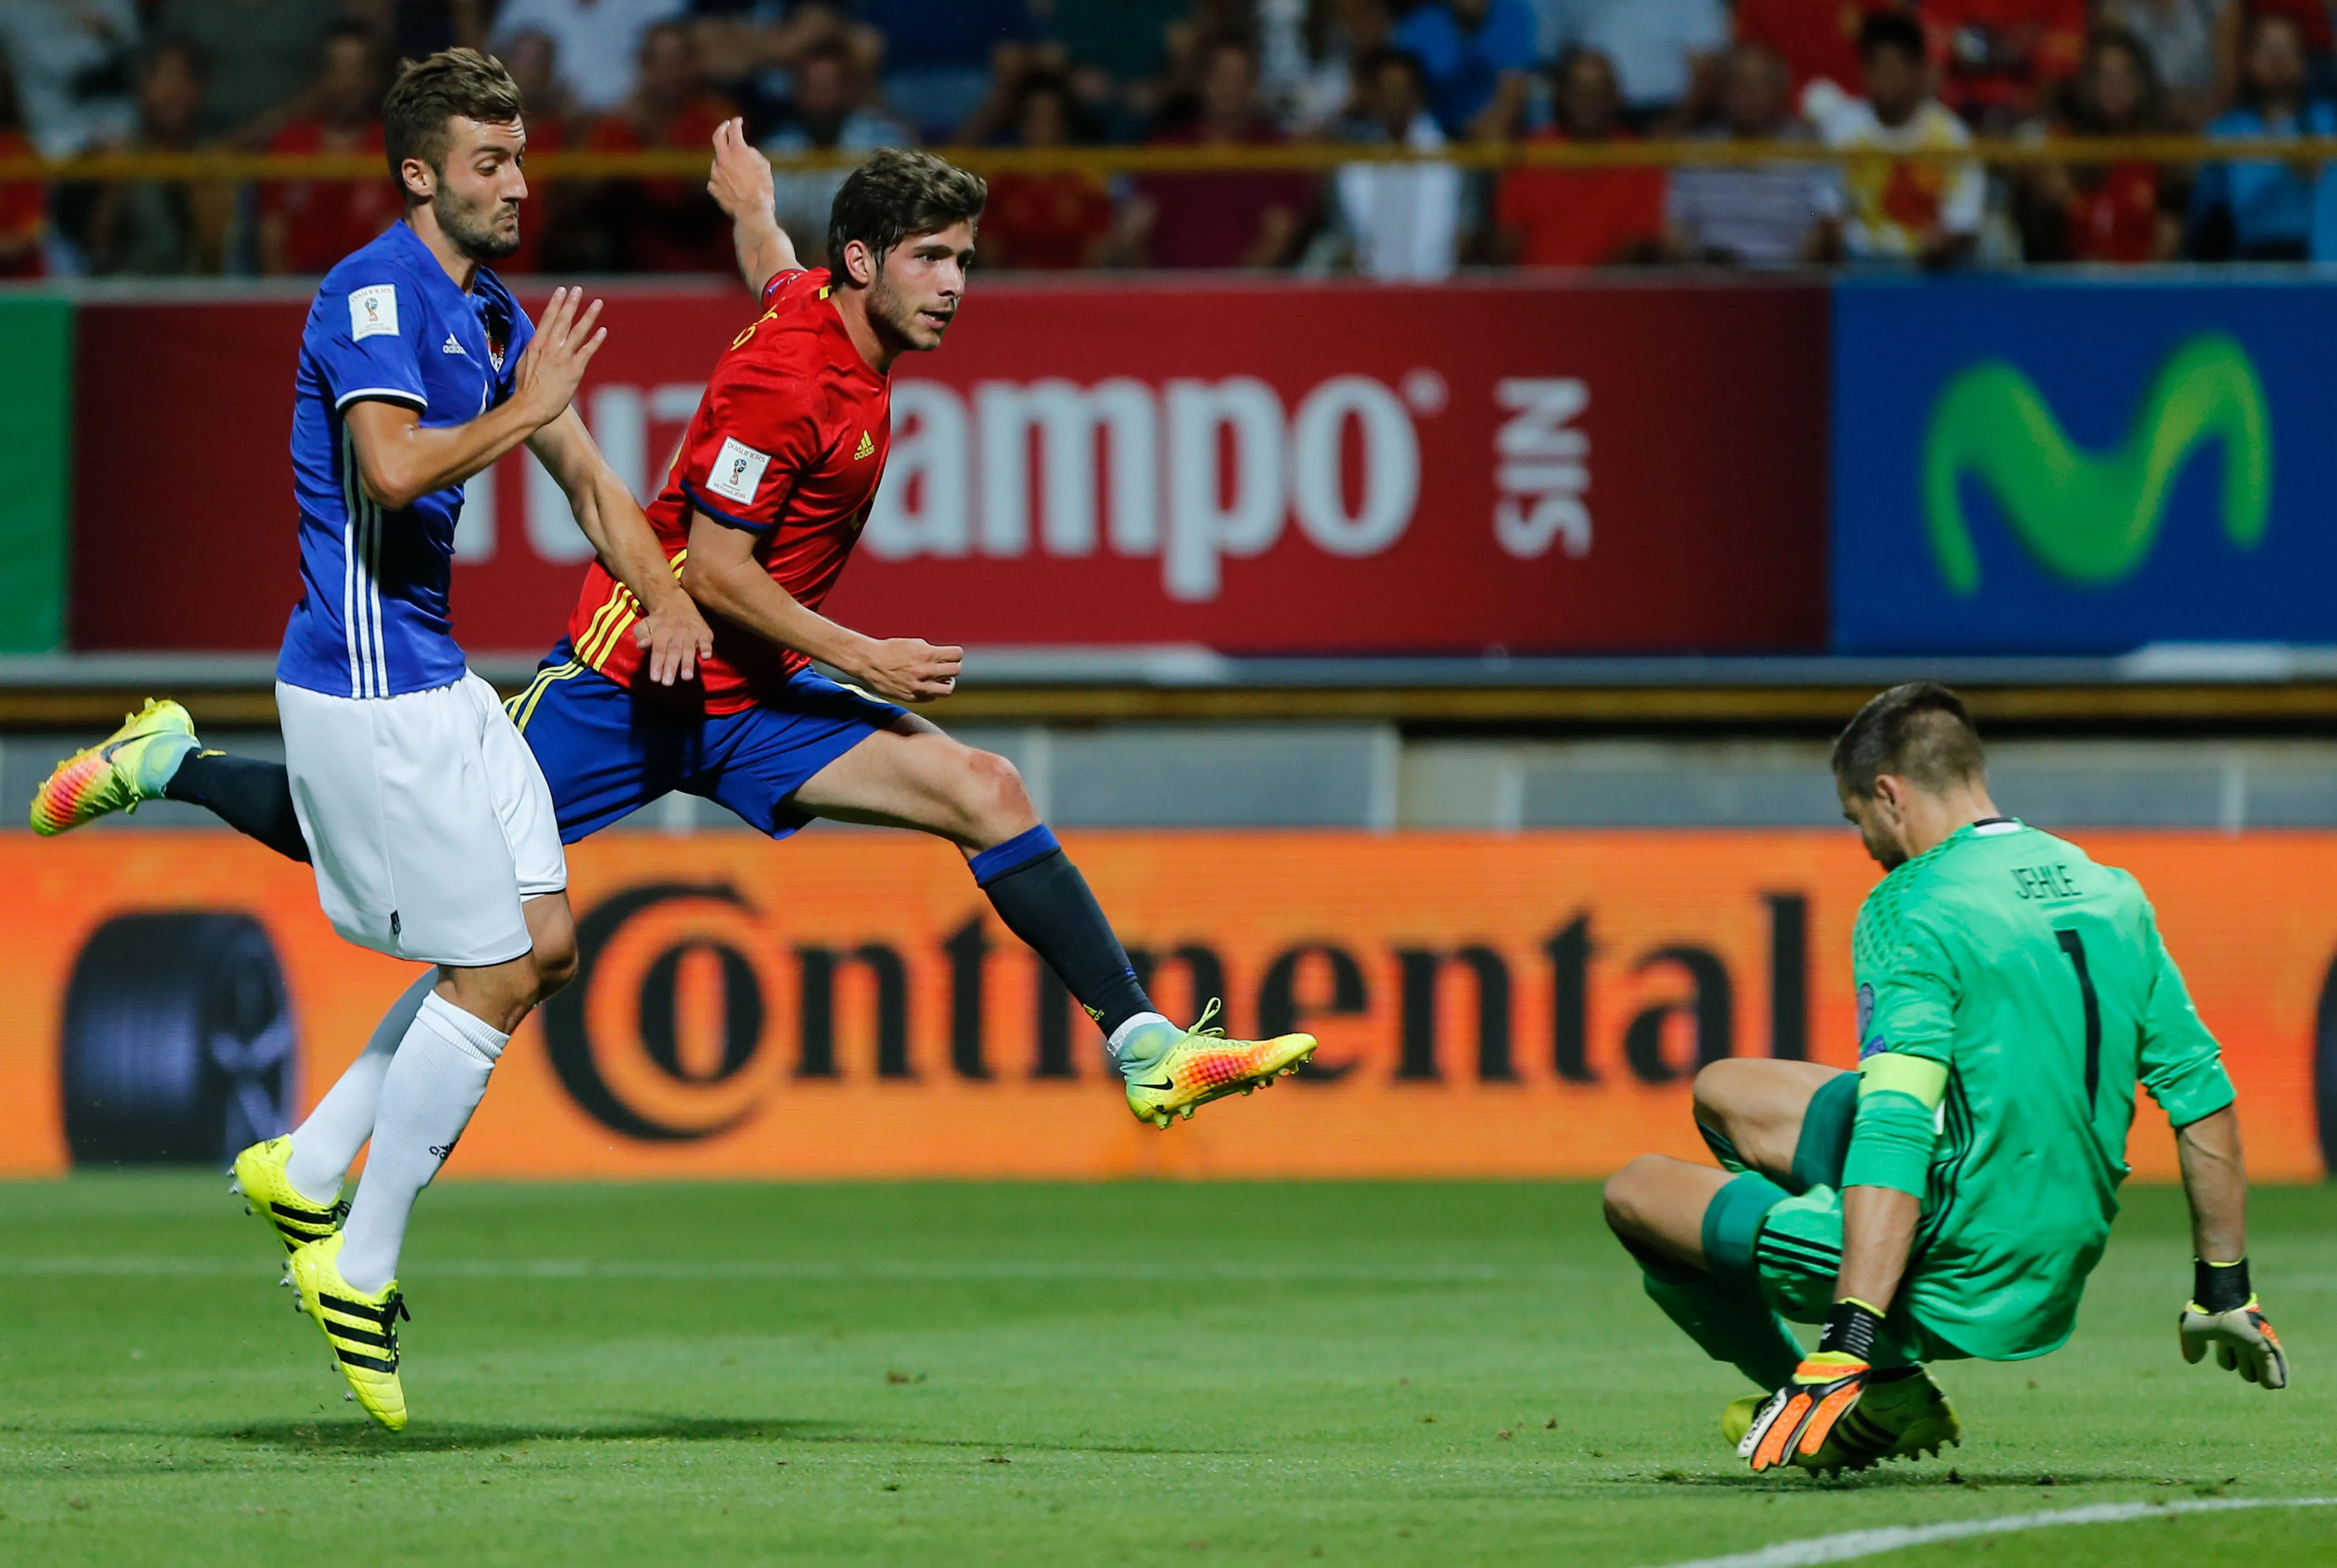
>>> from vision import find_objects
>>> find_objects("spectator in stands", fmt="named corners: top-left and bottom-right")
top-left (490, 0), bottom-right (685, 114)
top-left (258, 22), bottom-right (397, 276)
top-left (1123, 36), bottom-right (1315, 268)
top-left (1276, 0), bottom-right (1401, 135)
top-left (762, 39), bottom-right (912, 269)
top-left (585, 18), bottom-right (741, 272)
top-left (1572, 0), bottom-right (1732, 129)
top-left (2018, 26), bottom-right (2186, 262)
top-left (973, 71), bottom-right (1115, 269)
top-left (2189, 10), bottom-right (2337, 259)
top-left (1918, 0), bottom-right (2090, 132)
top-left (1490, 47), bottom-right (1666, 266)
top-left (0, 0), bottom-right (139, 157)
top-left (855, 0), bottom-right (1041, 144)
top-left (1324, 48), bottom-right (1467, 279)
top-left (0, 47), bottom-right (45, 278)
top-left (2100, 0), bottom-right (2239, 126)
top-left (85, 40), bottom-right (231, 275)
top-left (1810, 12), bottom-right (1984, 267)
top-left (1732, 0), bottom-right (1904, 103)
top-left (1663, 41), bottom-right (1844, 265)
top-left (1393, 0), bottom-right (1539, 140)
top-left (150, 0), bottom-right (338, 145)
top-left (492, 28), bottom-right (573, 273)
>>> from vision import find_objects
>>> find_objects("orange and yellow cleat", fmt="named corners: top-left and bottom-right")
top-left (1118, 1001), bottom-right (1318, 1130)
top-left (30, 698), bottom-right (200, 835)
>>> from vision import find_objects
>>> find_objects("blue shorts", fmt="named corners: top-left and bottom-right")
top-left (505, 644), bottom-right (904, 844)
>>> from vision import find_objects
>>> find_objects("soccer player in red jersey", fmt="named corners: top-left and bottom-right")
top-left (41, 127), bottom-right (1316, 1140)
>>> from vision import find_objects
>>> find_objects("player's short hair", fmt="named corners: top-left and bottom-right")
top-left (383, 48), bottom-right (524, 200)
top-left (1858, 12), bottom-right (1928, 67)
top-left (1832, 682), bottom-right (1988, 800)
top-left (828, 148), bottom-right (988, 279)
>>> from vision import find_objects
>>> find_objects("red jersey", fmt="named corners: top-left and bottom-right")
top-left (566, 268), bottom-right (891, 713)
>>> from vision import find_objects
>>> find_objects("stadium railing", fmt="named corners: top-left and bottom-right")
top-left (4, 136), bottom-right (2337, 183)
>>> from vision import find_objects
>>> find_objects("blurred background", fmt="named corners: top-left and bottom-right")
top-left (0, 0), bottom-right (2333, 1185)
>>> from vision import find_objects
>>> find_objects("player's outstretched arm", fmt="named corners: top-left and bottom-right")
top-left (2174, 1105), bottom-right (2288, 1388)
top-left (679, 509), bottom-right (959, 704)
top-left (526, 407), bottom-right (713, 686)
top-left (707, 117), bottom-right (798, 295)
top-left (346, 286), bottom-right (605, 510)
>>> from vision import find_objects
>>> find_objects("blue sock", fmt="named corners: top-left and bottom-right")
top-left (972, 827), bottom-right (1154, 1040)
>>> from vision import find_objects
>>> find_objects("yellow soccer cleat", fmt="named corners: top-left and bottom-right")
top-left (1119, 1000), bottom-right (1318, 1130)
top-left (287, 1233), bottom-right (411, 1432)
top-left (230, 1136), bottom-right (347, 1259)
top-left (30, 698), bottom-right (200, 835)
top-left (1724, 1367), bottom-right (1961, 1475)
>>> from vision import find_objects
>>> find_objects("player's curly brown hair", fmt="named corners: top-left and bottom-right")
top-left (827, 148), bottom-right (987, 280)
top-left (383, 48), bottom-right (524, 202)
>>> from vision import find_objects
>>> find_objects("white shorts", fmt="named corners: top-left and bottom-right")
top-left (277, 672), bottom-right (566, 967)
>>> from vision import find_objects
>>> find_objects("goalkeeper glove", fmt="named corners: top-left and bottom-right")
top-left (1739, 1299), bottom-right (1886, 1474)
top-left (2180, 1258), bottom-right (2288, 1390)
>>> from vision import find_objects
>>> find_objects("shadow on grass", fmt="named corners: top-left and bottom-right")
top-left (190, 1415), bottom-right (854, 1453)
top-left (1613, 1468), bottom-right (2142, 1490)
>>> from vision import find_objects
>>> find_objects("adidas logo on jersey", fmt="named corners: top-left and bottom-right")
top-left (441, 333), bottom-right (466, 356)
top-left (853, 431), bottom-right (875, 461)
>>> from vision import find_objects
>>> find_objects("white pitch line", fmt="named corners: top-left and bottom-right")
top-left (1652, 1496), bottom-right (2336, 1568)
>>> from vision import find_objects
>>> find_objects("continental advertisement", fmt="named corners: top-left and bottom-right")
top-left (1833, 277), bottom-right (2337, 654)
top-left (66, 279), bottom-right (1829, 657)
top-left (3, 830), bottom-right (2327, 1182)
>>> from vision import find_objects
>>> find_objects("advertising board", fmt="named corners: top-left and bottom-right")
top-left (69, 279), bottom-right (1828, 657)
top-left (4, 830), bottom-right (2324, 1182)
top-left (1834, 277), bottom-right (2337, 654)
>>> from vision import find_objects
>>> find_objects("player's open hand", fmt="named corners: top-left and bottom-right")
top-left (2181, 1297), bottom-right (2289, 1389)
top-left (513, 286), bottom-right (607, 429)
top-left (633, 592), bottom-right (715, 687)
top-left (707, 117), bottom-right (776, 222)
top-left (855, 638), bottom-right (963, 705)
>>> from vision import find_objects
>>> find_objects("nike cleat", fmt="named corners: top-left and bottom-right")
top-left (1724, 1368), bottom-right (1962, 1475)
top-left (230, 1136), bottom-right (347, 1259)
top-left (30, 698), bottom-right (200, 835)
top-left (1119, 1000), bottom-right (1318, 1130)
top-left (287, 1233), bottom-right (411, 1432)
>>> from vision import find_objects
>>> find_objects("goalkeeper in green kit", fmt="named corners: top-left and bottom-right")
top-left (1602, 682), bottom-right (2289, 1476)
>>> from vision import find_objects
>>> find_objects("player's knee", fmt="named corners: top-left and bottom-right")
top-left (532, 932), bottom-right (579, 999)
top-left (1602, 1154), bottom-right (1669, 1239)
top-left (958, 747), bottom-right (1035, 837)
top-left (1691, 1058), bottom-right (1760, 1132)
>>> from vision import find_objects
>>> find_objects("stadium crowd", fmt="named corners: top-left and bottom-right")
top-left (1, 0), bottom-right (2333, 278)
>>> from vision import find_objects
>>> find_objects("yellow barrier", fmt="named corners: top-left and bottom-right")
top-left (2, 136), bottom-right (2332, 183)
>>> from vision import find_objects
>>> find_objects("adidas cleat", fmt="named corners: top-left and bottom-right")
top-left (1118, 1000), bottom-right (1318, 1130)
top-left (1724, 1368), bottom-right (1962, 1476)
top-left (230, 1136), bottom-right (347, 1258)
top-left (287, 1233), bottom-right (411, 1432)
top-left (30, 698), bottom-right (199, 835)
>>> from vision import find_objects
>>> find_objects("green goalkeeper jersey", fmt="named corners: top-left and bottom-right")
top-left (1842, 818), bottom-right (2235, 1362)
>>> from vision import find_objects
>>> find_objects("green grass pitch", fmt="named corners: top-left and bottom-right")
top-left (0, 1176), bottom-right (2332, 1566)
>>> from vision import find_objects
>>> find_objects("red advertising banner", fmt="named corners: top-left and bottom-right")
top-left (2, 830), bottom-right (2325, 1181)
top-left (70, 279), bottom-right (1826, 657)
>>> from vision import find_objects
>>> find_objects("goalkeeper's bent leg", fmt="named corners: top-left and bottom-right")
top-left (1605, 1156), bottom-right (1803, 1388)
top-left (1627, 1239), bottom-right (1803, 1389)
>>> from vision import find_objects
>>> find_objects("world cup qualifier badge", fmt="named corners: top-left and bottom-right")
top-left (1856, 982), bottom-right (1883, 1059)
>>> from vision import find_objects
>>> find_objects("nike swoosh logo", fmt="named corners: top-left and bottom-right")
top-left (1132, 1078), bottom-right (1174, 1092)
top-left (1922, 332), bottom-right (2269, 596)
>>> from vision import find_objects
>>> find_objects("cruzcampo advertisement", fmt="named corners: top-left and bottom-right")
top-left (1831, 279), bottom-right (2333, 655)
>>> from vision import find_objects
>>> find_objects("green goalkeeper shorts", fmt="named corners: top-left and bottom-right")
top-left (1701, 1072), bottom-right (1967, 1365)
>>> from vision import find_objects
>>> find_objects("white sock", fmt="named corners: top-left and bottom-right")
top-left (283, 970), bottom-right (437, 1203)
top-left (1106, 1011), bottom-right (1173, 1067)
top-left (336, 993), bottom-right (506, 1296)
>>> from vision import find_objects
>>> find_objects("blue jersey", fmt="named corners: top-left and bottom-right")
top-left (277, 220), bottom-right (535, 698)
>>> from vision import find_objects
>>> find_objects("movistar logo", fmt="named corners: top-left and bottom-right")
top-left (1920, 332), bottom-right (2271, 596)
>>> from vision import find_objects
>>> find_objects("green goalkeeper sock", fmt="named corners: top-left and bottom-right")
top-left (1630, 1245), bottom-right (1803, 1388)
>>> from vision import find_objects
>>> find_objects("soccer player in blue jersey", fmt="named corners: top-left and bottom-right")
top-left (34, 50), bottom-right (712, 1430)
top-left (36, 94), bottom-right (1317, 1428)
